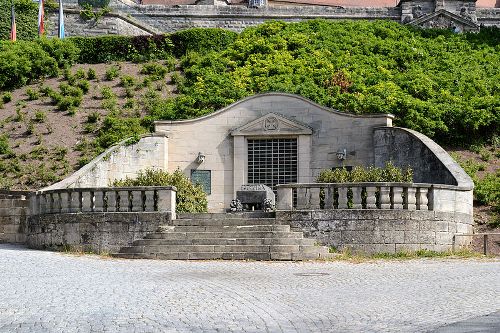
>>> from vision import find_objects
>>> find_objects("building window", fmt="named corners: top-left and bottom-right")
top-left (247, 138), bottom-right (298, 191)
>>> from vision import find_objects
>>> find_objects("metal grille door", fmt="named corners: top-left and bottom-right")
top-left (247, 138), bottom-right (298, 190)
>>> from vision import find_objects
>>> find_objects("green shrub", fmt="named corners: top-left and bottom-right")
top-left (2, 92), bottom-right (12, 103)
top-left (0, 135), bottom-right (10, 155)
top-left (59, 83), bottom-right (83, 98)
top-left (57, 95), bottom-right (82, 111)
top-left (70, 34), bottom-right (173, 64)
top-left (317, 162), bottom-right (413, 183)
top-left (78, 0), bottom-right (111, 9)
top-left (170, 28), bottom-right (238, 56)
top-left (0, 41), bottom-right (59, 90)
top-left (87, 68), bottom-right (97, 80)
top-left (96, 116), bottom-right (147, 149)
top-left (33, 110), bottom-right (47, 123)
top-left (140, 63), bottom-right (168, 80)
top-left (76, 79), bottom-right (90, 94)
top-left (111, 168), bottom-right (208, 213)
top-left (26, 88), bottom-right (39, 100)
top-left (119, 75), bottom-right (136, 88)
top-left (105, 65), bottom-right (120, 81)
top-left (75, 68), bottom-right (86, 79)
top-left (87, 111), bottom-right (100, 123)
top-left (100, 85), bottom-right (115, 99)
top-left (475, 171), bottom-right (500, 207)
top-left (39, 85), bottom-right (54, 97)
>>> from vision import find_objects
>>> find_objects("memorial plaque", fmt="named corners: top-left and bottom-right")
top-left (191, 170), bottom-right (211, 194)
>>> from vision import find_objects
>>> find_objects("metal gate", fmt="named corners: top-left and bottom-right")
top-left (247, 138), bottom-right (298, 191)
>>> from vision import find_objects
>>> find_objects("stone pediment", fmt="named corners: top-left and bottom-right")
top-left (408, 9), bottom-right (479, 31)
top-left (231, 113), bottom-right (312, 136)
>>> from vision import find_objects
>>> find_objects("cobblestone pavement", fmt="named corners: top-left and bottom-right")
top-left (0, 244), bottom-right (499, 333)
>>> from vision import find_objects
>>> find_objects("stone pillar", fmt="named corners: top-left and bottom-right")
top-left (338, 187), bottom-right (348, 209)
top-left (324, 186), bottom-right (334, 209)
top-left (60, 192), bottom-right (70, 213)
top-left (144, 190), bottom-right (155, 212)
top-left (233, 136), bottom-right (245, 199)
top-left (69, 191), bottom-right (81, 213)
top-left (298, 135), bottom-right (312, 183)
top-left (392, 187), bottom-right (404, 210)
top-left (365, 186), bottom-right (377, 209)
top-left (379, 186), bottom-right (391, 209)
top-left (131, 190), bottom-right (143, 212)
top-left (157, 189), bottom-right (176, 219)
top-left (81, 191), bottom-right (93, 213)
top-left (352, 187), bottom-right (362, 209)
top-left (310, 187), bottom-right (321, 210)
top-left (106, 190), bottom-right (117, 212)
top-left (405, 187), bottom-right (417, 211)
top-left (417, 188), bottom-right (429, 211)
top-left (277, 187), bottom-right (293, 210)
top-left (93, 191), bottom-right (104, 212)
top-left (118, 190), bottom-right (130, 212)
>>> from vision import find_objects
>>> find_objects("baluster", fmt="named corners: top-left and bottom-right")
top-left (144, 190), bottom-right (155, 212)
top-left (405, 187), bottom-right (417, 210)
top-left (93, 191), bottom-right (104, 212)
top-left (44, 193), bottom-right (53, 214)
top-left (39, 193), bottom-right (48, 214)
top-left (52, 192), bottom-right (61, 213)
top-left (296, 188), bottom-right (309, 210)
top-left (338, 187), bottom-right (348, 209)
top-left (324, 186), bottom-right (334, 209)
top-left (81, 191), bottom-right (93, 213)
top-left (118, 190), bottom-right (130, 212)
top-left (417, 188), bottom-right (429, 210)
top-left (105, 190), bottom-right (116, 212)
top-left (131, 190), bottom-right (143, 212)
top-left (69, 191), bottom-right (81, 213)
top-left (379, 186), bottom-right (391, 209)
top-left (60, 192), bottom-right (70, 213)
top-left (392, 186), bottom-right (404, 210)
top-left (310, 187), bottom-right (321, 210)
top-left (365, 186), bottom-right (377, 209)
top-left (352, 186), bottom-right (362, 209)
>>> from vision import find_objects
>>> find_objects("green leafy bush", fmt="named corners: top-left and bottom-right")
top-left (111, 168), bottom-right (208, 213)
top-left (70, 34), bottom-right (173, 64)
top-left (0, 39), bottom-right (77, 90)
top-left (78, 0), bottom-right (110, 9)
top-left (170, 28), bottom-right (238, 56)
top-left (0, 134), bottom-right (10, 155)
top-left (2, 92), bottom-right (12, 103)
top-left (140, 63), bottom-right (168, 80)
top-left (87, 68), bottom-right (97, 80)
top-left (96, 116), bottom-right (147, 149)
top-left (317, 162), bottom-right (413, 183)
top-left (119, 75), bottom-right (136, 88)
top-left (26, 88), bottom-right (39, 100)
top-left (105, 65), bottom-right (120, 81)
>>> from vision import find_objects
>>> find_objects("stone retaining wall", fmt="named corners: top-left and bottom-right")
top-left (26, 212), bottom-right (170, 253)
top-left (0, 192), bottom-right (29, 244)
top-left (276, 209), bottom-right (473, 253)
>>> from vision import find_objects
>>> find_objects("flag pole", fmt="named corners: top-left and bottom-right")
top-left (58, 0), bottom-right (65, 39)
top-left (10, 1), bottom-right (17, 42)
top-left (38, 0), bottom-right (44, 37)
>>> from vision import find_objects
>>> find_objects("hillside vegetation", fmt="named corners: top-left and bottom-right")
top-left (0, 20), bottom-right (498, 224)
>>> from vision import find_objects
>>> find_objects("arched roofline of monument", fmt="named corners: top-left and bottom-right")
top-left (153, 92), bottom-right (395, 127)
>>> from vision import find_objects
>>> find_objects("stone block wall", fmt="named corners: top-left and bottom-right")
top-left (277, 209), bottom-right (473, 254)
top-left (44, 134), bottom-right (168, 191)
top-left (0, 192), bottom-right (30, 244)
top-left (373, 127), bottom-right (473, 188)
top-left (26, 212), bottom-right (170, 253)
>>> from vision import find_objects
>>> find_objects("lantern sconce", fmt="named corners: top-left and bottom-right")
top-left (196, 152), bottom-right (206, 164)
top-left (336, 148), bottom-right (347, 161)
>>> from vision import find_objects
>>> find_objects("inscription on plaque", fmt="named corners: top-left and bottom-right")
top-left (191, 170), bottom-right (211, 194)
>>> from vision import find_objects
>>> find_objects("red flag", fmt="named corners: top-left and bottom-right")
top-left (38, 0), bottom-right (44, 37)
top-left (10, 4), bottom-right (16, 41)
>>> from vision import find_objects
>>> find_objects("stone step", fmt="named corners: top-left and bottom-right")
top-left (144, 231), bottom-right (305, 240)
top-left (177, 212), bottom-right (275, 219)
top-left (157, 225), bottom-right (290, 232)
top-left (119, 244), bottom-right (329, 254)
top-left (112, 251), bottom-right (335, 261)
top-left (132, 237), bottom-right (317, 246)
top-left (173, 218), bottom-right (279, 226)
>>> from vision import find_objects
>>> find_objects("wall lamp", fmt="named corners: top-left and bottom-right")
top-left (336, 148), bottom-right (347, 161)
top-left (196, 152), bottom-right (206, 164)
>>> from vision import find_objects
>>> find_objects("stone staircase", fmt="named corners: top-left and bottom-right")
top-left (112, 213), bottom-right (333, 260)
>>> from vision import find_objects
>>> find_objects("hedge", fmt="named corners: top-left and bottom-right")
top-left (0, 0), bottom-right (38, 41)
top-left (170, 28), bottom-right (238, 56)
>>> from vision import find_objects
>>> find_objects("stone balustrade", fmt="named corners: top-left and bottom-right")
top-left (277, 183), bottom-right (435, 211)
top-left (30, 187), bottom-right (177, 218)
